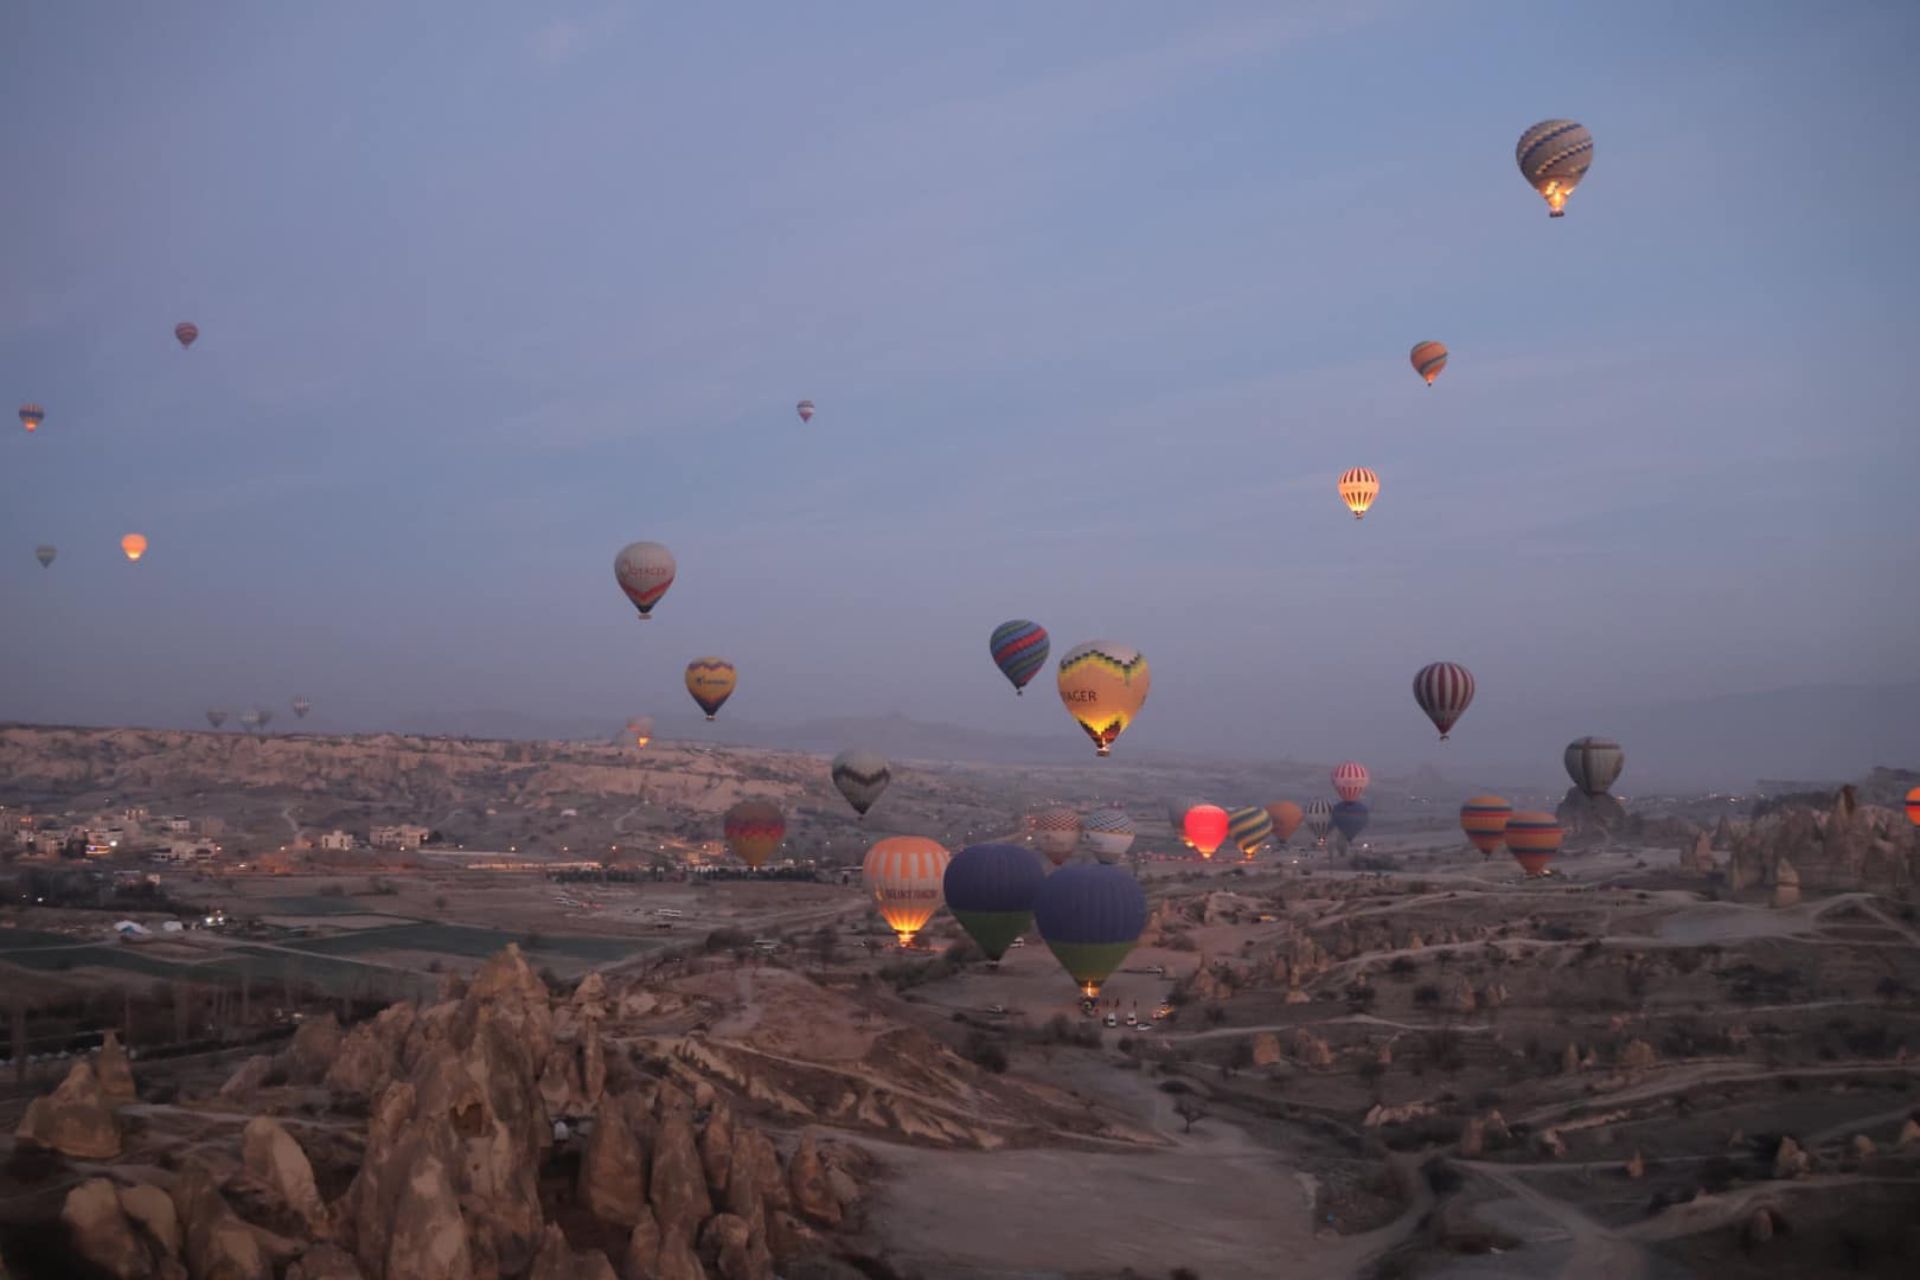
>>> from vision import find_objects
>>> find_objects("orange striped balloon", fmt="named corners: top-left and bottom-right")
top-left (1459, 795), bottom-right (1512, 857)
top-left (723, 799), bottom-right (785, 869)
top-left (1410, 341), bottom-right (1448, 386)
top-left (1504, 811), bottom-right (1562, 876)
top-left (1338, 468), bottom-right (1379, 520)
top-left (863, 836), bottom-right (951, 945)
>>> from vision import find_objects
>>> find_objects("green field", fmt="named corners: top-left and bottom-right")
top-left (0, 928), bottom-right (87, 951)
top-left (1, 945), bottom-right (205, 981)
top-left (280, 922), bottom-right (645, 965)
top-left (262, 895), bottom-right (388, 916)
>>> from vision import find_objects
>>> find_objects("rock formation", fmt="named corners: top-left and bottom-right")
top-left (1773, 1135), bottom-right (1811, 1179)
top-left (16, 1060), bottom-right (122, 1160)
top-left (241, 1116), bottom-right (330, 1238)
top-left (1770, 858), bottom-right (1801, 908)
top-left (96, 1031), bottom-right (137, 1104)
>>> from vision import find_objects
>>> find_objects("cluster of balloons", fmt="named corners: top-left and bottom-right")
top-left (1454, 736), bottom-right (1626, 876)
top-left (201, 696), bottom-right (310, 733)
top-left (945, 842), bottom-right (1147, 999)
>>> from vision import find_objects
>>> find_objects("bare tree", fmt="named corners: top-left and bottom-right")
top-left (1174, 1097), bottom-right (1209, 1133)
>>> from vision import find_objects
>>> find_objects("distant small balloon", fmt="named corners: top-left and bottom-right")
top-left (1227, 805), bottom-right (1274, 861)
top-left (1081, 809), bottom-right (1136, 864)
top-left (723, 799), bottom-right (786, 869)
top-left (1028, 806), bottom-right (1083, 866)
top-left (1410, 341), bottom-right (1448, 386)
top-left (205, 709), bottom-right (228, 730)
top-left (613, 541), bottom-right (676, 620)
top-left (1505, 811), bottom-right (1563, 875)
top-left (175, 321), bottom-right (199, 348)
top-left (291, 696), bottom-right (311, 719)
top-left (35, 545), bottom-right (55, 568)
top-left (1183, 804), bottom-right (1229, 859)
top-left (1460, 796), bottom-right (1513, 858)
top-left (1331, 800), bottom-right (1370, 844)
top-left (831, 749), bottom-right (892, 817)
top-left (120, 533), bottom-right (148, 563)
top-left (1413, 662), bottom-right (1476, 740)
top-left (796, 399), bottom-right (815, 423)
top-left (19, 403), bottom-right (44, 433)
top-left (1332, 761), bottom-right (1370, 803)
top-left (1516, 119), bottom-right (1594, 218)
top-left (626, 715), bottom-right (654, 748)
top-left (1339, 467), bottom-right (1380, 520)
top-left (1304, 799), bottom-right (1332, 845)
top-left (989, 620), bottom-right (1051, 695)
top-left (685, 657), bottom-right (737, 720)
top-left (1564, 737), bottom-right (1625, 796)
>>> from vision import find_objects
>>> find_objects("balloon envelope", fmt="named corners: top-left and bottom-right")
top-left (1516, 119), bottom-right (1593, 217)
top-left (1460, 795), bottom-right (1513, 856)
top-left (614, 541), bottom-right (676, 619)
top-left (1033, 864), bottom-right (1147, 998)
top-left (1413, 662), bottom-right (1476, 740)
top-left (796, 399), bottom-right (815, 422)
top-left (989, 620), bottom-right (1051, 695)
top-left (943, 842), bottom-right (1045, 960)
top-left (205, 709), bottom-right (227, 729)
top-left (626, 715), bottom-right (654, 748)
top-left (1057, 640), bottom-right (1149, 757)
top-left (864, 837), bottom-right (950, 945)
top-left (1304, 799), bottom-right (1332, 843)
top-left (685, 658), bottom-right (737, 720)
top-left (723, 799), bottom-right (785, 869)
top-left (1331, 800), bottom-right (1370, 843)
top-left (19, 404), bottom-right (43, 433)
top-left (831, 749), bottom-right (891, 816)
top-left (291, 697), bottom-right (311, 719)
top-left (35, 545), bottom-right (55, 568)
top-left (1332, 762), bottom-right (1370, 803)
top-left (174, 321), bottom-right (199, 348)
top-left (1028, 806), bottom-right (1083, 865)
top-left (1410, 341), bottom-right (1448, 386)
top-left (1506, 811), bottom-right (1563, 875)
top-left (120, 533), bottom-right (147, 563)
top-left (1564, 737), bottom-right (1625, 796)
top-left (1183, 804), bottom-right (1229, 858)
top-left (1228, 806), bottom-right (1274, 860)
top-left (1265, 801), bottom-right (1303, 844)
top-left (1339, 467), bottom-right (1379, 519)
top-left (1081, 809), bottom-right (1136, 863)
top-left (1905, 786), bottom-right (1920, 828)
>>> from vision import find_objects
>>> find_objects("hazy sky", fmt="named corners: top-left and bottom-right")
top-left (4, 2), bottom-right (1917, 786)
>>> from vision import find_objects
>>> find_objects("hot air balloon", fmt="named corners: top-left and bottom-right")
top-left (863, 836), bottom-right (950, 946)
top-left (256, 708), bottom-right (274, 730)
top-left (613, 541), bottom-right (676, 620)
top-left (1505, 811), bottom-right (1562, 875)
top-left (1332, 761), bottom-right (1370, 803)
top-left (174, 322), bottom-right (199, 349)
top-left (120, 533), bottom-right (148, 563)
top-left (1338, 468), bottom-right (1379, 520)
top-left (685, 658), bottom-right (737, 720)
top-left (1564, 737), bottom-right (1625, 796)
top-left (1167, 796), bottom-right (1205, 848)
top-left (1228, 806), bottom-right (1274, 861)
top-left (1905, 786), bottom-right (1920, 828)
top-left (238, 709), bottom-right (262, 732)
top-left (1516, 119), bottom-right (1593, 218)
top-left (1410, 341), bottom-right (1448, 387)
top-left (205, 709), bottom-right (227, 730)
top-left (626, 715), bottom-right (654, 748)
top-left (1460, 795), bottom-right (1513, 858)
top-left (796, 399), bottom-right (815, 423)
top-left (35, 545), bottom-right (55, 568)
top-left (1033, 864), bottom-right (1147, 999)
top-left (1183, 804), bottom-right (1229, 859)
top-left (1304, 799), bottom-right (1332, 846)
top-left (944, 842), bottom-right (1045, 960)
top-left (1413, 662), bottom-right (1476, 740)
top-left (989, 620), bottom-right (1050, 695)
top-left (1331, 800), bottom-right (1370, 844)
top-left (291, 696), bottom-right (311, 720)
top-left (723, 799), bottom-right (785, 870)
top-left (1057, 641), bottom-right (1149, 757)
top-left (19, 404), bottom-right (43, 433)
top-left (831, 749), bottom-right (891, 817)
top-left (1081, 809), bottom-right (1136, 863)
top-left (1029, 806), bottom-right (1083, 866)
top-left (1265, 801), bottom-right (1303, 846)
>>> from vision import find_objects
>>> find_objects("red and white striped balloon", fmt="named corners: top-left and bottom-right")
top-left (1412, 661), bottom-right (1476, 740)
top-left (1331, 761), bottom-right (1370, 803)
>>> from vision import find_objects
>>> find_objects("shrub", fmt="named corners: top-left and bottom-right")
top-left (1412, 984), bottom-right (1441, 1008)
top-left (1388, 956), bottom-right (1418, 981)
top-left (962, 1031), bottom-right (1008, 1073)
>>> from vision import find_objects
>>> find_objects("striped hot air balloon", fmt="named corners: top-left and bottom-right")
top-left (1338, 468), bottom-right (1380, 520)
top-left (1505, 811), bottom-right (1562, 875)
top-left (1516, 119), bottom-right (1594, 217)
top-left (1033, 864), bottom-right (1147, 999)
top-left (1057, 640), bottom-right (1149, 757)
top-left (1410, 341), bottom-right (1448, 386)
top-left (174, 321), bottom-right (199, 348)
top-left (685, 658), bottom-right (736, 720)
top-left (613, 541), bottom-right (676, 619)
top-left (1331, 800), bottom-right (1370, 844)
top-left (796, 399), bottom-right (815, 423)
top-left (1332, 761), bottom-right (1370, 803)
top-left (723, 799), bottom-right (785, 870)
top-left (1564, 737), bottom-right (1625, 796)
top-left (863, 836), bottom-right (950, 946)
top-left (291, 696), bottom-right (311, 719)
top-left (1906, 786), bottom-right (1920, 828)
top-left (989, 620), bottom-right (1050, 695)
top-left (1265, 801), bottom-right (1303, 845)
top-left (1460, 795), bottom-right (1513, 858)
top-left (1028, 806), bottom-right (1083, 866)
top-left (19, 404), bottom-right (44, 433)
top-left (1413, 662), bottom-right (1476, 740)
top-left (944, 842), bottom-right (1045, 960)
top-left (1228, 805), bottom-right (1274, 861)
top-left (1304, 799), bottom-right (1332, 846)
top-left (1081, 809), bottom-right (1136, 863)
top-left (1183, 804), bottom-right (1229, 859)
top-left (830, 749), bottom-right (891, 817)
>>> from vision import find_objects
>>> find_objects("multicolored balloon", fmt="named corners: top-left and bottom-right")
top-left (1183, 804), bottom-right (1229, 859)
top-left (291, 696), bottom-right (311, 719)
top-left (1029, 806), bottom-right (1083, 866)
top-left (1332, 761), bottom-right (1370, 803)
top-left (1459, 795), bottom-right (1513, 858)
top-left (685, 658), bottom-right (737, 720)
top-left (19, 403), bottom-right (43, 433)
top-left (944, 842), bottom-right (1045, 960)
top-left (1304, 799), bottom-right (1332, 845)
top-left (863, 836), bottom-right (950, 946)
top-left (1081, 809), bottom-right (1136, 864)
top-left (120, 533), bottom-right (148, 563)
top-left (989, 620), bottom-right (1050, 696)
top-left (34, 545), bottom-right (55, 568)
top-left (1410, 341), bottom-right (1448, 386)
top-left (1331, 800), bottom-right (1370, 844)
top-left (1265, 801), bottom-right (1303, 845)
top-left (1338, 467), bottom-right (1380, 520)
top-left (831, 749), bottom-right (891, 817)
top-left (174, 321), bottom-right (199, 349)
top-left (723, 799), bottom-right (786, 869)
top-left (1413, 662), bottom-right (1476, 740)
top-left (1505, 811), bottom-right (1563, 875)
top-left (613, 541), bottom-right (677, 620)
top-left (1516, 119), bottom-right (1593, 218)
top-left (1033, 863), bottom-right (1147, 999)
top-left (1057, 641), bottom-right (1149, 757)
top-left (796, 399), bottom-right (815, 423)
top-left (1564, 737), bottom-right (1625, 796)
top-left (1228, 805), bottom-right (1274, 861)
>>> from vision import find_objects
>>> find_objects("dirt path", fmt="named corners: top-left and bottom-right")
top-left (1462, 1161), bottom-right (1665, 1280)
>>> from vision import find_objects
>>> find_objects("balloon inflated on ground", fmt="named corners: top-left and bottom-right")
top-left (1034, 864), bottom-right (1147, 1000)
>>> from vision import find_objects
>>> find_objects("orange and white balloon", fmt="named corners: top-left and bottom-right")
top-left (863, 836), bottom-right (951, 946)
top-left (1338, 468), bottom-right (1379, 519)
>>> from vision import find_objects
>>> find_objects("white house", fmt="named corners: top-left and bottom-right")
top-left (317, 830), bottom-right (356, 852)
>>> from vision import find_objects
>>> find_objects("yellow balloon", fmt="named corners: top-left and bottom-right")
top-left (685, 657), bottom-right (736, 721)
top-left (120, 533), bottom-right (148, 562)
top-left (1056, 641), bottom-right (1150, 757)
top-left (863, 836), bottom-right (950, 946)
top-left (1338, 467), bottom-right (1379, 520)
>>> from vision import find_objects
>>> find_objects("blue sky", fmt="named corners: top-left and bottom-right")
top-left (3, 1), bottom-right (1917, 785)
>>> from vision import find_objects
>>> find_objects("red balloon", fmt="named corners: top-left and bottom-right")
top-left (1182, 804), bottom-right (1229, 859)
